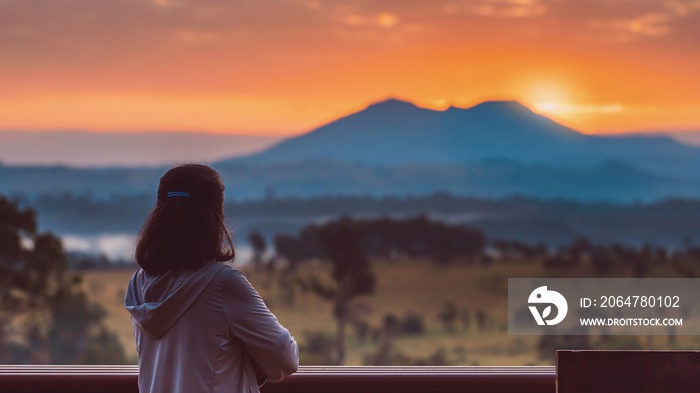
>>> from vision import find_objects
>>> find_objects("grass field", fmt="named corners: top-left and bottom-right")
top-left (81, 259), bottom-right (700, 366)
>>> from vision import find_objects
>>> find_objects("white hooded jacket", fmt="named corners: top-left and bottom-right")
top-left (124, 261), bottom-right (298, 393)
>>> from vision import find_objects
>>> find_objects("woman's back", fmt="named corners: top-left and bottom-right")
top-left (125, 261), bottom-right (298, 393)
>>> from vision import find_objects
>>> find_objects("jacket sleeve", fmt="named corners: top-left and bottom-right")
top-left (222, 268), bottom-right (299, 383)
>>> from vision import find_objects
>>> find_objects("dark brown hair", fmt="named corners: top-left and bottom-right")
top-left (135, 164), bottom-right (235, 275)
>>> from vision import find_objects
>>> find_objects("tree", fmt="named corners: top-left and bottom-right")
top-left (247, 231), bottom-right (267, 271)
top-left (438, 301), bottom-right (458, 331)
top-left (302, 218), bottom-right (375, 365)
top-left (273, 233), bottom-right (306, 272)
top-left (0, 196), bottom-right (127, 364)
top-left (568, 236), bottom-right (592, 262)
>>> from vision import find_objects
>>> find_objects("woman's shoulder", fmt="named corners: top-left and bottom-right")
top-left (218, 264), bottom-right (256, 292)
top-left (218, 263), bottom-right (244, 277)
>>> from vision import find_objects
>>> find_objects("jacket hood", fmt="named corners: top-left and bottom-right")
top-left (124, 261), bottom-right (227, 339)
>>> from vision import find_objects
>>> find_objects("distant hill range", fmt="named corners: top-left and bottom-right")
top-left (220, 99), bottom-right (700, 180)
top-left (2, 99), bottom-right (700, 202)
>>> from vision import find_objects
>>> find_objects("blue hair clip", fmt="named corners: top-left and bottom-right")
top-left (167, 191), bottom-right (190, 198)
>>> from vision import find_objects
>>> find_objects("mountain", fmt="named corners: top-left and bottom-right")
top-left (220, 99), bottom-right (700, 179)
top-left (222, 99), bottom-right (587, 166)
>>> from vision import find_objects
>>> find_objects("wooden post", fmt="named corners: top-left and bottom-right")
top-left (557, 350), bottom-right (700, 393)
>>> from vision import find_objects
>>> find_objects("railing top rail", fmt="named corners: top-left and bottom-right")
top-left (0, 365), bottom-right (555, 393)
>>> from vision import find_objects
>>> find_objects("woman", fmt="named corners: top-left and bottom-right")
top-left (125, 164), bottom-right (298, 393)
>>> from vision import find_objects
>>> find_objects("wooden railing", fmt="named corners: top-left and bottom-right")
top-left (0, 365), bottom-right (555, 392)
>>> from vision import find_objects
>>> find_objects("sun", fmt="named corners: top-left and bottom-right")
top-left (524, 81), bottom-right (571, 116)
top-left (534, 101), bottom-right (563, 113)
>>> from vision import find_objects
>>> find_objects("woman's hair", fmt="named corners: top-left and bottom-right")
top-left (135, 164), bottom-right (235, 275)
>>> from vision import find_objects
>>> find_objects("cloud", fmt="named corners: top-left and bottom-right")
top-left (151, 0), bottom-right (173, 7)
top-left (663, 0), bottom-right (700, 16)
top-left (2, 0), bottom-right (696, 65)
top-left (543, 0), bottom-right (700, 44)
top-left (591, 12), bottom-right (672, 40)
top-left (376, 12), bottom-right (399, 27)
top-left (286, 0), bottom-right (324, 11)
top-left (336, 11), bottom-right (399, 28)
top-left (443, 0), bottom-right (548, 18)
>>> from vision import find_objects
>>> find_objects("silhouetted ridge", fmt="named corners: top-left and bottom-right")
top-left (443, 100), bottom-right (531, 116)
top-left (363, 98), bottom-right (421, 114)
top-left (468, 100), bottom-right (532, 113)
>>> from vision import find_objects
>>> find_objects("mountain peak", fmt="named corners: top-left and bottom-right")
top-left (365, 98), bottom-right (419, 112)
top-left (465, 100), bottom-right (532, 113)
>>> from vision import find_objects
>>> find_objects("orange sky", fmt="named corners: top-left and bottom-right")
top-left (1, 0), bottom-right (699, 136)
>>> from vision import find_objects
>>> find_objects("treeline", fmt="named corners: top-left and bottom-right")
top-left (249, 215), bottom-right (700, 278)
top-left (269, 215), bottom-right (486, 269)
top-left (16, 191), bottom-right (700, 246)
top-left (492, 236), bottom-right (700, 278)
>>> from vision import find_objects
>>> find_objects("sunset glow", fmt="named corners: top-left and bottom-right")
top-left (1, 0), bottom-right (699, 135)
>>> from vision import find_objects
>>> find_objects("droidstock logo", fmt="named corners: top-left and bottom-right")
top-left (528, 286), bottom-right (568, 326)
